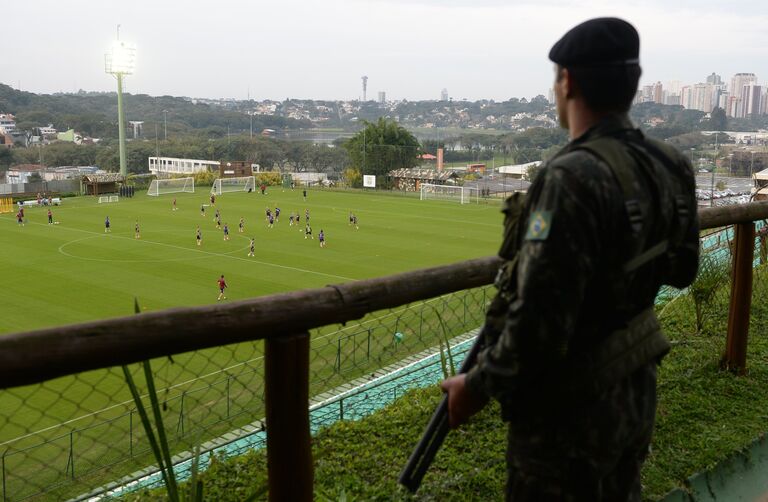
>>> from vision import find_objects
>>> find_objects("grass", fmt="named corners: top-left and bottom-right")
top-left (126, 266), bottom-right (768, 501)
top-left (0, 187), bottom-right (503, 500)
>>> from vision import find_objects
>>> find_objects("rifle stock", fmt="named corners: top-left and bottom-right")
top-left (398, 330), bottom-right (485, 493)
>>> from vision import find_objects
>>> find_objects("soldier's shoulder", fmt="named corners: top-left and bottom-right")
top-left (546, 149), bottom-right (614, 180)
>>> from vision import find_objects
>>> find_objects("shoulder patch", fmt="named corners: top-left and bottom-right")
top-left (525, 211), bottom-right (552, 241)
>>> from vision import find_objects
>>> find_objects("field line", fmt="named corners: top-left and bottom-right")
top-left (2, 217), bottom-right (356, 282)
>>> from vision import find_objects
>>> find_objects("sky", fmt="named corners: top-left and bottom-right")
top-left (2, 0), bottom-right (767, 102)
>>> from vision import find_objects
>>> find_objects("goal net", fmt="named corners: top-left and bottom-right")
top-left (147, 177), bottom-right (195, 196)
top-left (98, 195), bottom-right (119, 203)
top-left (211, 176), bottom-right (256, 195)
top-left (420, 183), bottom-right (478, 204)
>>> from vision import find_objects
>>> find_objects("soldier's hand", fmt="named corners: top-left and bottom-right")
top-left (440, 374), bottom-right (488, 429)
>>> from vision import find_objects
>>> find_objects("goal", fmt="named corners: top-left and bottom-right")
top-left (211, 176), bottom-right (256, 195)
top-left (147, 177), bottom-right (195, 196)
top-left (419, 183), bottom-right (479, 204)
top-left (98, 195), bottom-right (119, 203)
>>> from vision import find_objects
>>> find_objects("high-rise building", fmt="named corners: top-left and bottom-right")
top-left (440, 88), bottom-right (448, 101)
top-left (742, 84), bottom-right (763, 117)
top-left (652, 81), bottom-right (664, 104)
top-left (547, 88), bottom-right (555, 105)
top-left (728, 73), bottom-right (757, 117)
top-left (377, 91), bottom-right (386, 104)
top-left (361, 76), bottom-right (368, 102)
top-left (706, 72), bottom-right (723, 86)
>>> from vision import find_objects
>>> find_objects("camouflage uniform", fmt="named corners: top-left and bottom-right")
top-left (465, 114), bottom-right (700, 501)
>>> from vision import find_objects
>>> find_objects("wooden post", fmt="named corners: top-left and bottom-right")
top-left (265, 332), bottom-right (313, 501)
top-left (723, 222), bottom-right (755, 374)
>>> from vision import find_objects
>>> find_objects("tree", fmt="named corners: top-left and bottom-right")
top-left (709, 107), bottom-right (728, 131)
top-left (343, 118), bottom-right (420, 176)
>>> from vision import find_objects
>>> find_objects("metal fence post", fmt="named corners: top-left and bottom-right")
top-left (339, 398), bottom-right (344, 421)
top-left (176, 392), bottom-right (186, 437)
top-left (129, 409), bottom-right (133, 457)
top-left (723, 222), bottom-right (755, 374)
top-left (226, 376), bottom-right (231, 419)
top-left (265, 332), bottom-right (313, 502)
top-left (67, 431), bottom-right (75, 480)
top-left (2, 449), bottom-right (7, 502)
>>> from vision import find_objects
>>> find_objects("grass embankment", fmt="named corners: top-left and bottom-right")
top-left (127, 267), bottom-right (768, 501)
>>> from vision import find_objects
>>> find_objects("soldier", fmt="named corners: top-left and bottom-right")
top-left (440, 18), bottom-right (700, 501)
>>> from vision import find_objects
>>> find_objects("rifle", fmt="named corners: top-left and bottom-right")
top-left (398, 330), bottom-right (486, 493)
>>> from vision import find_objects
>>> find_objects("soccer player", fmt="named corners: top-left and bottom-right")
top-left (223, 222), bottom-right (230, 240)
top-left (201, 203), bottom-right (206, 217)
top-left (275, 206), bottom-right (281, 222)
top-left (238, 217), bottom-right (244, 233)
top-left (16, 210), bottom-right (23, 226)
top-left (304, 223), bottom-right (313, 239)
top-left (217, 274), bottom-right (227, 301)
top-left (214, 208), bottom-right (220, 222)
top-left (105, 216), bottom-right (111, 233)
top-left (319, 229), bottom-right (326, 248)
top-left (352, 214), bottom-right (359, 230)
top-left (265, 207), bottom-right (271, 221)
top-left (173, 198), bottom-right (178, 211)
top-left (47, 208), bottom-right (53, 225)
top-left (135, 220), bottom-right (141, 239)
top-left (289, 213), bottom-right (295, 226)
top-left (210, 193), bottom-right (216, 206)
top-left (19, 206), bottom-right (24, 219)
top-left (216, 215), bottom-right (222, 229)
top-left (303, 189), bottom-right (307, 201)
top-left (248, 238), bottom-right (255, 257)
top-left (260, 183), bottom-right (266, 195)
top-left (196, 226), bottom-right (202, 246)
top-left (267, 214), bottom-right (274, 228)
top-left (349, 212), bottom-right (354, 225)
top-left (305, 208), bottom-right (310, 223)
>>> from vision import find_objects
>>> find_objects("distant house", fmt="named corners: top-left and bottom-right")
top-left (7, 164), bottom-right (47, 183)
top-left (148, 157), bottom-right (220, 177)
top-left (0, 114), bottom-right (16, 134)
top-left (388, 168), bottom-right (459, 191)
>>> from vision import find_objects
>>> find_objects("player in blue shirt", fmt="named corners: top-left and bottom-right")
top-left (105, 216), bottom-right (111, 233)
top-left (223, 223), bottom-right (230, 240)
top-left (319, 229), bottom-right (326, 248)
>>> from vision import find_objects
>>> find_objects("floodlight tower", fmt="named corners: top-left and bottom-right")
top-left (105, 29), bottom-right (136, 177)
top-left (361, 76), bottom-right (368, 102)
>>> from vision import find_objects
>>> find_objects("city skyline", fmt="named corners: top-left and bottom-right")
top-left (1, 0), bottom-right (767, 102)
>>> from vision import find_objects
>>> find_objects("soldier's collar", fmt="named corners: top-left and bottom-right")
top-left (571, 114), bottom-right (637, 146)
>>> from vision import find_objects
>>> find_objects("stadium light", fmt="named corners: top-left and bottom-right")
top-left (105, 32), bottom-right (137, 177)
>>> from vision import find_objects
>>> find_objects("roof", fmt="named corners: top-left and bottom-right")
top-left (83, 173), bottom-right (125, 183)
top-left (10, 164), bottom-right (46, 171)
top-left (498, 161), bottom-right (542, 175)
top-left (388, 168), bottom-right (458, 181)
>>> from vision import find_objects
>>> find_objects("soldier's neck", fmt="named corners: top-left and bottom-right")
top-left (567, 101), bottom-right (610, 140)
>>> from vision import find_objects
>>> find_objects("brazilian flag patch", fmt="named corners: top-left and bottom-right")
top-left (525, 211), bottom-right (552, 241)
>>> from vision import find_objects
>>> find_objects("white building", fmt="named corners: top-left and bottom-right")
top-left (0, 114), bottom-right (16, 134)
top-left (148, 157), bottom-right (220, 177)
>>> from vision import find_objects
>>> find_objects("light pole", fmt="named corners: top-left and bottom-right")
top-left (728, 153), bottom-right (733, 176)
top-left (690, 147), bottom-right (695, 167)
top-left (162, 110), bottom-right (168, 141)
top-left (105, 29), bottom-right (136, 177)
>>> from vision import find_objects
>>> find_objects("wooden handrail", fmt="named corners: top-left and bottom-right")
top-left (0, 256), bottom-right (500, 389)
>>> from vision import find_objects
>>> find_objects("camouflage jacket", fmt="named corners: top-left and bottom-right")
top-left (464, 114), bottom-right (699, 465)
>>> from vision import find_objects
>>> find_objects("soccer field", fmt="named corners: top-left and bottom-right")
top-left (0, 188), bottom-right (502, 335)
top-left (0, 187), bottom-right (504, 500)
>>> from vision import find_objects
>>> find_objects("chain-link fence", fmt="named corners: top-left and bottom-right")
top-left (0, 284), bottom-right (492, 501)
top-left (1, 207), bottom-right (766, 501)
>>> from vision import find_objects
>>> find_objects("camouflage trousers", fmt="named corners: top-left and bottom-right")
top-left (503, 363), bottom-right (657, 502)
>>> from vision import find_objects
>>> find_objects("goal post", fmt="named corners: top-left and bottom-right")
top-left (147, 177), bottom-right (195, 196)
top-left (419, 183), bottom-right (479, 204)
top-left (211, 176), bottom-right (256, 195)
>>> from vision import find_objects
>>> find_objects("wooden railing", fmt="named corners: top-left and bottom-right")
top-left (0, 202), bottom-right (767, 500)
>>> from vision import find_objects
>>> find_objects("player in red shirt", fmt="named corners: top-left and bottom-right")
top-left (217, 275), bottom-right (227, 301)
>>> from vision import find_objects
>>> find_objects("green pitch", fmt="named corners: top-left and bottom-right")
top-left (0, 188), bottom-right (502, 335)
top-left (0, 187), bottom-right (504, 500)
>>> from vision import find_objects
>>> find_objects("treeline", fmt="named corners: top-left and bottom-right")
top-left (8, 135), bottom-right (351, 176)
top-left (0, 83), bottom-right (310, 140)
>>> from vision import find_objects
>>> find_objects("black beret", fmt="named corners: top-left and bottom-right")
top-left (549, 17), bottom-right (639, 67)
